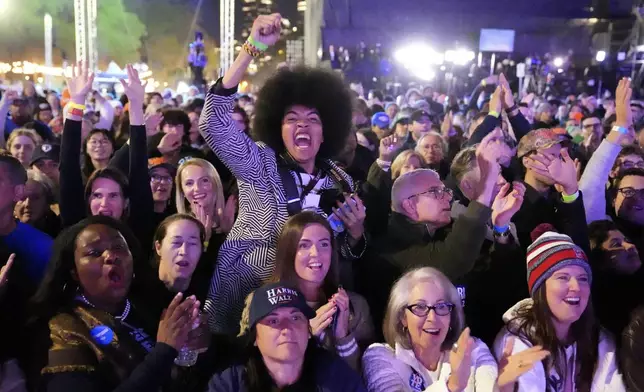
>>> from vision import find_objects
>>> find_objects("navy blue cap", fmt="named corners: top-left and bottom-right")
top-left (249, 282), bottom-right (315, 327)
top-left (371, 112), bottom-right (390, 128)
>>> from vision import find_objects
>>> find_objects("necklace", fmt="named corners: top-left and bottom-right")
top-left (79, 294), bottom-right (131, 322)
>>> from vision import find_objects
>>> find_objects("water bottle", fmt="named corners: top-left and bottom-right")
top-left (174, 313), bottom-right (202, 367)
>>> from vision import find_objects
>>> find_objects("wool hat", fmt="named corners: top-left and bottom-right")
top-left (526, 224), bottom-right (592, 295)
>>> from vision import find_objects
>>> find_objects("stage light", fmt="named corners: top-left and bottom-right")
top-left (596, 50), bottom-right (606, 62)
top-left (394, 43), bottom-right (443, 65)
top-left (444, 49), bottom-right (476, 66)
top-left (553, 57), bottom-right (564, 67)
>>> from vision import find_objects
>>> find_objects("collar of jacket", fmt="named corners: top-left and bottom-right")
top-left (388, 212), bottom-right (447, 245)
top-left (523, 181), bottom-right (557, 205)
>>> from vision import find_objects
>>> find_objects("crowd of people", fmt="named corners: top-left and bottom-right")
top-left (2, 11), bottom-right (644, 392)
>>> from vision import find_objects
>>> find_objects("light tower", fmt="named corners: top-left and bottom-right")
top-left (74, 0), bottom-right (98, 71)
top-left (219, 0), bottom-right (235, 75)
top-left (303, 0), bottom-right (323, 67)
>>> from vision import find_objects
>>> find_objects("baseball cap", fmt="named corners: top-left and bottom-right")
top-left (35, 101), bottom-right (52, 114)
top-left (371, 112), bottom-right (390, 128)
top-left (30, 143), bottom-right (60, 166)
top-left (411, 109), bottom-right (432, 123)
top-left (390, 112), bottom-right (411, 129)
top-left (248, 282), bottom-right (315, 328)
top-left (147, 156), bottom-right (176, 175)
top-left (517, 128), bottom-right (571, 158)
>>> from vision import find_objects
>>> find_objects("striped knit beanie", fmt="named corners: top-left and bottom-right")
top-left (526, 224), bottom-right (592, 296)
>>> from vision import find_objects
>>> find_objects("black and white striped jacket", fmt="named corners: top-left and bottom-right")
top-left (199, 83), bottom-right (364, 334)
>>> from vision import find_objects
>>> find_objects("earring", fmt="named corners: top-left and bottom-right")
top-left (402, 326), bottom-right (408, 333)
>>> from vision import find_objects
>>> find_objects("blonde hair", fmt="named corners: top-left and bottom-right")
top-left (391, 149), bottom-right (424, 180)
top-left (7, 128), bottom-right (41, 150)
top-left (382, 267), bottom-right (465, 351)
top-left (238, 291), bottom-right (254, 337)
top-left (175, 158), bottom-right (225, 225)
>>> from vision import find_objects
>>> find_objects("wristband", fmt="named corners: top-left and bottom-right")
top-left (481, 80), bottom-right (487, 87)
top-left (611, 125), bottom-right (628, 135)
top-left (67, 102), bottom-right (86, 117)
top-left (204, 241), bottom-right (209, 249)
top-left (242, 41), bottom-right (263, 58)
top-left (507, 104), bottom-right (519, 113)
top-left (493, 224), bottom-right (510, 234)
top-left (561, 190), bottom-right (579, 203)
top-left (247, 36), bottom-right (268, 52)
top-left (488, 111), bottom-right (500, 118)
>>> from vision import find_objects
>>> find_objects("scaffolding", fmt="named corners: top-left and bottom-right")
top-left (219, 0), bottom-right (235, 75)
top-left (74, 0), bottom-right (98, 71)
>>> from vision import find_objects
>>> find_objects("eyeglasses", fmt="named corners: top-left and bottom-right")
top-left (618, 187), bottom-right (644, 199)
top-left (620, 160), bottom-right (644, 170)
top-left (150, 175), bottom-right (173, 184)
top-left (405, 302), bottom-right (455, 317)
top-left (408, 187), bottom-right (453, 200)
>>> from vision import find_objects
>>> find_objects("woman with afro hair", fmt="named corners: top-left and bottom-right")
top-left (199, 13), bottom-right (367, 334)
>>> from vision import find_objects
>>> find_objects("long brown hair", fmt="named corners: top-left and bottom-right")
top-left (270, 211), bottom-right (339, 300)
top-left (509, 285), bottom-right (599, 391)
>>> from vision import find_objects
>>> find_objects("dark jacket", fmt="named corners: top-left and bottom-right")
top-left (206, 345), bottom-right (366, 392)
top-left (361, 162), bottom-right (392, 238)
top-left (42, 304), bottom-right (175, 392)
top-left (466, 111), bottom-right (532, 147)
top-left (512, 184), bottom-right (590, 254)
top-left (449, 202), bottom-right (528, 346)
top-left (622, 305), bottom-right (644, 392)
top-left (356, 202), bottom-right (491, 339)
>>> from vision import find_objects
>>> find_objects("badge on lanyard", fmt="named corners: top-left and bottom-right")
top-left (409, 368), bottom-right (426, 391)
top-left (90, 325), bottom-right (115, 346)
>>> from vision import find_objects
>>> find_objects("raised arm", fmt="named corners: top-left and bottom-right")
top-left (59, 62), bottom-right (94, 228)
top-left (579, 78), bottom-right (634, 223)
top-left (119, 65), bottom-right (154, 225)
top-left (199, 14), bottom-right (283, 184)
top-left (0, 90), bottom-right (18, 148)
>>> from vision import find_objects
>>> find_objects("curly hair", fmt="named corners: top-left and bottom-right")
top-left (251, 66), bottom-right (353, 160)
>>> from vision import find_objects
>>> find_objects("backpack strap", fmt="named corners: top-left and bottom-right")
top-left (278, 164), bottom-right (302, 217)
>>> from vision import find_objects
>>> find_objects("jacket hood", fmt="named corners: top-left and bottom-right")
top-left (502, 298), bottom-right (533, 323)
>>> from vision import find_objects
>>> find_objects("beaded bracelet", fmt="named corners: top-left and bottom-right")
top-left (243, 41), bottom-right (263, 58)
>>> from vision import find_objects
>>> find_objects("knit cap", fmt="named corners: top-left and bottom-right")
top-left (526, 224), bottom-right (592, 295)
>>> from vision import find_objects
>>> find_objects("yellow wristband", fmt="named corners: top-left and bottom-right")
top-left (561, 190), bottom-right (579, 203)
top-left (482, 80), bottom-right (487, 87)
top-left (204, 241), bottom-right (209, 249)
top-left (489, 111), bottom-right (500, 118)
top-left (67, 103), bottom-right (86, 111)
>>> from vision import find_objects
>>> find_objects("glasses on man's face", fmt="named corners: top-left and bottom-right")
top-left (618, 187), bottom-right (644, 199)
top-left (620, 160), bottom-right (644, 170)
top-left (150, 175), bottom-right (173, 184)
top-left (406, 302), bottom-right (455, 317)
top-left (409, 186), bottom-right (453, 200)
